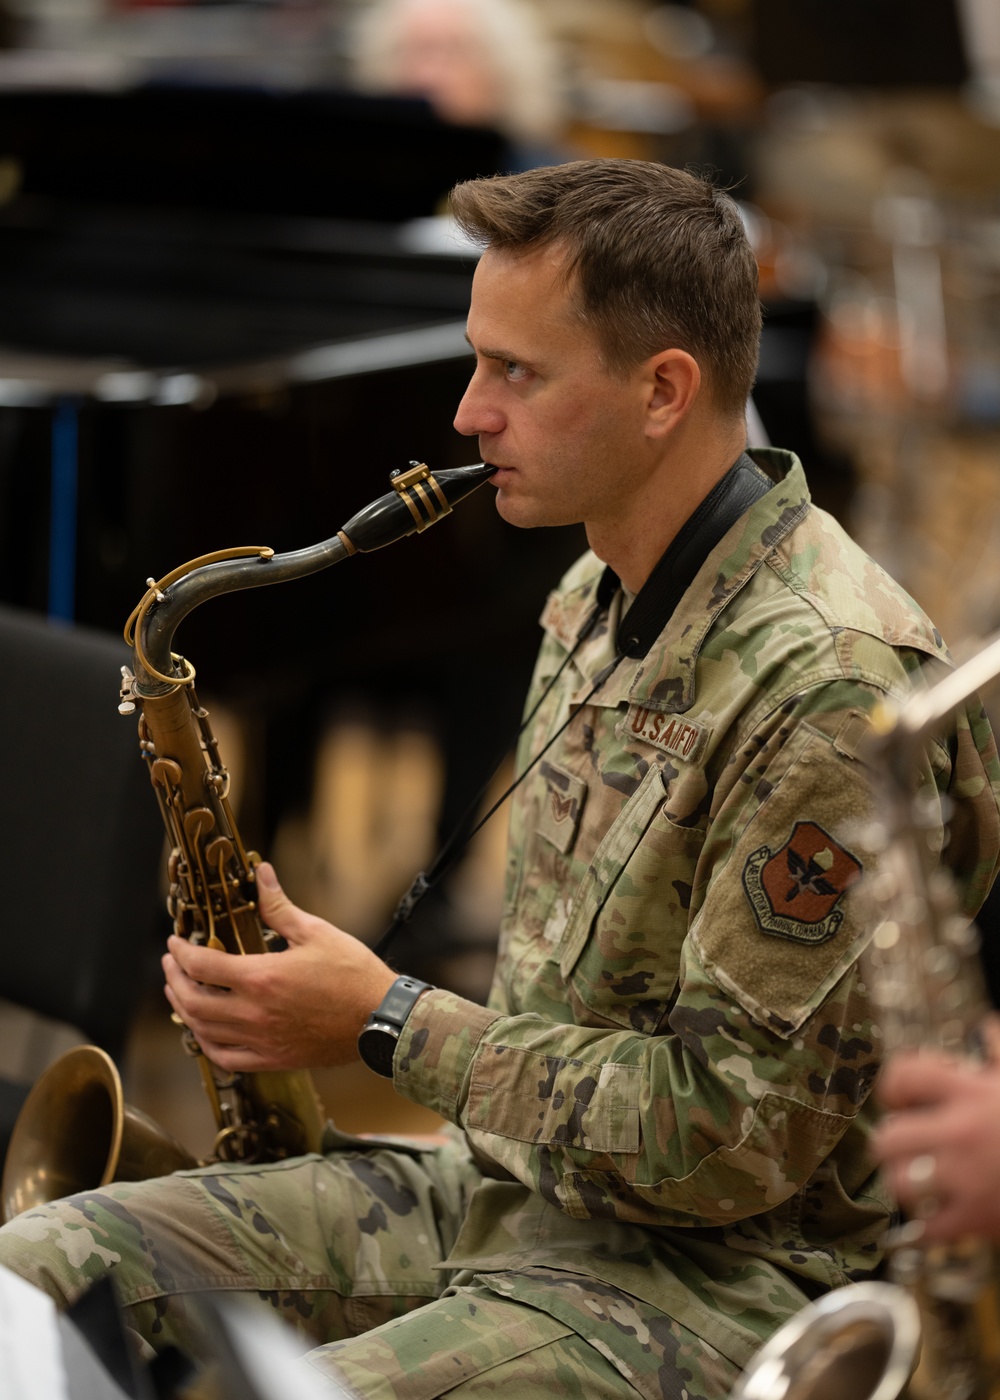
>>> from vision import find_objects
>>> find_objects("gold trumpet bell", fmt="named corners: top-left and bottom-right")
top-left (2, 1044), bottom-right (197, 1223)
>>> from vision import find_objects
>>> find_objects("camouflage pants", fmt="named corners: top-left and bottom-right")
top-left (0, 1136), bottom-right (741, 1399)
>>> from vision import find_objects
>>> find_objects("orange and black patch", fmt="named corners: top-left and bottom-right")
top-left (742, 820), bottom-right (862, 944)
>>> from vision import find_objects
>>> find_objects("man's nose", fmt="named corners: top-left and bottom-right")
top-left (453, 371), bottom-right (504, 438)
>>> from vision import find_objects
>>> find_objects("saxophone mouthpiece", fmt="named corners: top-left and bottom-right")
top-left (338, 462), bottom-right (496, 554)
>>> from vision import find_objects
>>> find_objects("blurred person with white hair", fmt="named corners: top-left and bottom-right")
top-left (349, 0), bottom-right (569, 170)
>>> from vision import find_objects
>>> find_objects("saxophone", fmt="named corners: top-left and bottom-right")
top-left (732, 633), bottom-right (1000, 1400)
top-left (1, 460), bottom-right (495, 1221)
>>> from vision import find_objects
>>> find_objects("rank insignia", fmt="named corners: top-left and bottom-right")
top-left (742, 821), bottom-right (863, 944)
top-left (537, 760), bottom-right (586, 854)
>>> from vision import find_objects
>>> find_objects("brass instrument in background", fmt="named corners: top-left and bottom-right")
top-left (732, 632), bottom-right (1000, 1400)
top-left (1, 461), bottom-right (496, 1222)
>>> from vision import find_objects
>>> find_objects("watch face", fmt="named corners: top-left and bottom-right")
top-left (357, 977), bottom-right (432, 1079)
top-left (357, 1024), bottom-right (396, 1078)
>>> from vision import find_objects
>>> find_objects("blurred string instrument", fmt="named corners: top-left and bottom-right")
top-left (732, 632), bottom-right (1000, 1400)
top-left (1, 460), bottom-right (495, 1222)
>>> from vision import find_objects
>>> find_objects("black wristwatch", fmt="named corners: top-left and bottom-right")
top-left (357, 976), bottom-right (433, 1078)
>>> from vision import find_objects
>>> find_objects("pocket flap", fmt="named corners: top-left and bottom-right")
top-left (556, 762), bottom-right (668, 978)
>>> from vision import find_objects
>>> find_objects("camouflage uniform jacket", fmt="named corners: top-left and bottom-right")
top-left (393, 448), bottom-right (1000, 1368)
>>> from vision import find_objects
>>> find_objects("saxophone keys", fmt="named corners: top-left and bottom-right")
top-left (183, 806), bottom-right (216, 840)
top-left (151, 758), bottom-right (183, 788)
top-left (204, 836), bottom-right (234, 867)
top-left (118, 665), bottom-right (137, 715)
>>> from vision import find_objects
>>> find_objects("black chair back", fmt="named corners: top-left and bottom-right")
top-left (0, 605), bottom-right (164, 1109)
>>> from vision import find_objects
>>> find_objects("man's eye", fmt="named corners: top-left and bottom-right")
top-left (505, 361), bottom-right (529, 381)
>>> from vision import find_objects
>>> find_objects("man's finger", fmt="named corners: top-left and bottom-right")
top-left (878, 1052), bottom-right (968, 1111)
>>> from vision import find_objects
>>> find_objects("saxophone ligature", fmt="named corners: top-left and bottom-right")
top-left (1, 461), bottom-right (496, 1222)
top-left (732, 632), bottom-right (1000, 1400)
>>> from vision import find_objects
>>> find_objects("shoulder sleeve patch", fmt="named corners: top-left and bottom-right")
top-left (742, 821), bottom-right (863, 944)
top-left (690, 723), bottom-right (880, 1035)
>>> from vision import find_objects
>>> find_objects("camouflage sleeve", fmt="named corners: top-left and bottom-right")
top-left (393, 679), bottom-right (1000, 1229)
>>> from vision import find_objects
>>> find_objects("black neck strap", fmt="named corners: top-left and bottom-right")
top-left (602, 451), bottom-right (772, 659)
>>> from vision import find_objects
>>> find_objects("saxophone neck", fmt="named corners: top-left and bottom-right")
top-left (127, 461), bottom-right (495, 692)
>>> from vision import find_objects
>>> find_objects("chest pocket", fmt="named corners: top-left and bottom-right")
top-left (502, 760), bottom-right (589, 943)
top-left (556, 764), bottom-right (707, 1034)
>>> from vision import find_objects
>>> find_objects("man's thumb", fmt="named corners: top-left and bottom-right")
top-left (255, 862), bottom-right (298, 933)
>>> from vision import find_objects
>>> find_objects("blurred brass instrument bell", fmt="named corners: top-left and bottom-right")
top-left (731, 1281), bottom-right (921, 1400)
top-left (1, 1045), bottom-right (196, 1222)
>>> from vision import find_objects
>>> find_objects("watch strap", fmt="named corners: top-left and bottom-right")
top-left (372, 975), bottom-right (434, 1032)
top-left (357, 975), bottom-right (433, 1078)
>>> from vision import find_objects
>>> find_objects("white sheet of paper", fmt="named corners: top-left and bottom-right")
top-left (0, 1263), bottom-right (70, 1400)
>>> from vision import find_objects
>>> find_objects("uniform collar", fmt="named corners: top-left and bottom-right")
top-left (628, 447), bottom-right (810, 711)
top-left (611, 450), bottom-right (773, 659)
top-left (541, 448), bottom-right (811, 711)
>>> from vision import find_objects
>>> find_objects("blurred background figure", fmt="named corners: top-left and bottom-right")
top-left (348, 0), bottom-right (570, 170)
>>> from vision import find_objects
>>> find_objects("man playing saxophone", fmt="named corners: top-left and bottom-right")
top-left (1, 158), bottom-right (999, 1400)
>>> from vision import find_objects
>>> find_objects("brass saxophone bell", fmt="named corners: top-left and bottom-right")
top-left (730, 1281), bottom-right (921, 1400)
top-left (2, 1044), bottom-right (198, 1223)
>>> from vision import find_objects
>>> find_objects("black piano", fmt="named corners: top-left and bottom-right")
top-left (0, 81), bottom-right (585, 858)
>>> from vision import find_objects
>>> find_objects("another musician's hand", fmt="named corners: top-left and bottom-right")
top-left (161, 862), bottom-right (396, 1072)
top-left (873, 1026), bottom-right (1000, 1245)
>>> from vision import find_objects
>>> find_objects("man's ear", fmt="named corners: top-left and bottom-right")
top-left (644, 349), bottom-right (701, 438)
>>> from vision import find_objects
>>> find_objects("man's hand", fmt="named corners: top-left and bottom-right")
top-left (162, 862), bottom-right (397, 1072)
top-left (873, 1021), bottom-right (1000, 1245)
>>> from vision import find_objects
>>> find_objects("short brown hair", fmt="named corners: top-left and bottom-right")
top-left (449, 159), bottom-right (761, 416)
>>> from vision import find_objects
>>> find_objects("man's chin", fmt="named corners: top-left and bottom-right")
top-left (495, 492), bottom-right (578, 532)
top-left (495, 491), bottom-right (542, 529)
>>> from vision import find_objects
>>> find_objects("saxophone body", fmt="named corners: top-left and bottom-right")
top-left (1, 461), bottom-right (495, 1218)
top-left (127, 675), bottom-right (328, 1163)
top-left (859, 650), bottom-right (1000, 1400)
top-left (733, 634), bottom-right (1000, 1400)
